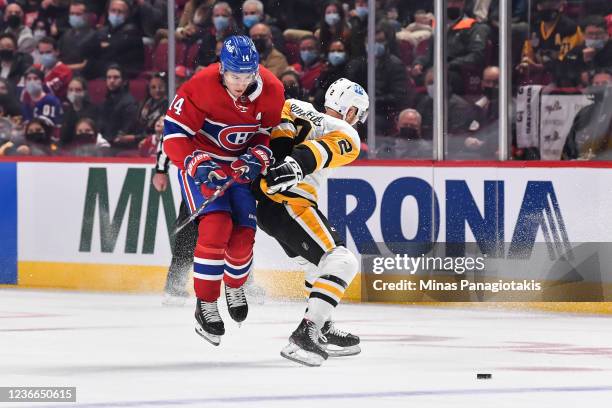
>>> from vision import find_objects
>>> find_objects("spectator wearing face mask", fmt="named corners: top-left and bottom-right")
top-left (249, 23), bottom-right (287, 78)
top-left (62, 117), bottom-right (111, 157)
top-left (568, 16), bottom-right (612, 74)
top-left (36, 37), bottom-right (72, 100)
top-left (58, 0), bottom-right (97, 74)
top-left (279, 70), bottom-right (305, 101)
top-left (10, 116), bottom-right (57, 156)
top-left (21, 67), bottom-right (63, 127)
top-left (0, 33), bottom-right (33, 91)
top-left (211, 2), bottom-right (242, 41)
top-left (241, 0), bottom-right (284, 53)
top-left (563, 70), bottom-right (612, 160)
top-left (348, 0), bottom-right (369, 57)
top-left (375, 109), bottom-right (433, 159)
top-left (60, 77), bottom-right (98, 145)
top-left (296, 35), bottom-right (324, 95)
top-left (411, 0), bottom-right (490, 83)
top-left (518, 0), bottom-right (584, 77)
top-left (86, 0), bottom-right (144, 79)
top-left (347, 26), bottom-right (410, 135)
top-left (316, 1), bottom-right (351, 57)
top-left (312, 39), bottom-right (349, 110)
top-left (2, 3), bottom-right (35, 54)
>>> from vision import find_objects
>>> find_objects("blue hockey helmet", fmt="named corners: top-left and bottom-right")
top-left (220, 35), bottom-right (259, 74)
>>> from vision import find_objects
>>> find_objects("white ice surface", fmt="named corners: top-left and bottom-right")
top-left (1, 289), bottom-right (612, 408)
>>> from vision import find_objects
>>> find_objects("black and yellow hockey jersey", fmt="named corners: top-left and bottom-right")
top-left (259, 99), bottom-right (361, 207)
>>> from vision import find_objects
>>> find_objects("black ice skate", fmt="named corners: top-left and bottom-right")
top-left (225, 285), bottom-right (248, 324)
top-left (280, 318), bottom-right (328, 367)
top-left (194, 298), bottom-right (225, 346)
top-left (320, 320), bottom-right (361, 357)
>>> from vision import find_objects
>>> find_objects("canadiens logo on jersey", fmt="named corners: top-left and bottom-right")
top-left (200, 119), bottom-right (260, 151)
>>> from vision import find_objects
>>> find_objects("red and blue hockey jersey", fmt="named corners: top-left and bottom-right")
top-left (163, 63), bottom-right (285, 170)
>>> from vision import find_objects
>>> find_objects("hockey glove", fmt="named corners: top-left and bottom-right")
top-left (184, 150), bottom-right (228, 189)
top-left (265, 156), bottom-right (304, 194)
top-left (230, 145), bottom-right (274, 183)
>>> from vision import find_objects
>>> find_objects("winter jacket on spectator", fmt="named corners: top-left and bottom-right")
top-left (58, 25), bottom-right (97, 69)
top-left (414, 15), bottom-right (490, 72)
top-left (563, 87), bottom-right (612, 160)
top-left (347, 51), bottom-right (410, 135)
top-left (569, 41), bottom-right (612, 73)
top-left (98, 85), bottom-right (138, 145)
top-left (416, 94), bottom-right (480, 139)
top-left (259, 47), bottom-right (288, 79)
top-left (87, 21), bottom-right (144, 79)
top-left (132, 0), bottom-right (167, 38)
top-left (0, 51), bottom-right (32, 91)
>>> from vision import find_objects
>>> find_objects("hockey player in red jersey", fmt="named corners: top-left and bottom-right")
top-left (162, 35), bottom-right (284, 346)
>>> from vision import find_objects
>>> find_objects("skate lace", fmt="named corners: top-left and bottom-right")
top-left (308, 323), bottom-right (326, 343)
top-left (200, 301), bottom-right (222, 322)
top-left (325, 321), bottom-right (349, 338)
top-left (226, 287), bottom-right (247, 307)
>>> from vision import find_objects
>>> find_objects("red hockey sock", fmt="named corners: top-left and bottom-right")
top-left (193, 212), bottom-right (232, 301)
top-left (223, 226), bottom-right (255, 288)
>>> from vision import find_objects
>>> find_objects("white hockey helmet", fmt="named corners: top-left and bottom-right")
top-left (324, 78), bottom-right (369, 125)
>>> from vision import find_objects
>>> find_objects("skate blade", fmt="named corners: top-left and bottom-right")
top-left (325, 344), bottom-right (361, 357)
top-left (194, 326), bottom-right (221, 346)
top-left (280, 343), bottom-right (325, 367)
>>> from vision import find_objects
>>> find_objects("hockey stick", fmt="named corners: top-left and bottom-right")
top-left (174, 179), bottom-right (235, 234)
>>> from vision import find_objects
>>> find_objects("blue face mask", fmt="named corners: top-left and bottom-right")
top-left (325, 13), bottom-right (340, 26)
top-left (40, 53), bottom-right (57, 69)
top-left (108, 12), bottom-right (125, 28)
top-left (328, 51), bottom-right (346, 66)
top-left (355, 6), bottom-right (368, 20)
top-left (374, 42), bottom-right (385, 57)
top-left (213, 16), bottom-right (229, 31)
top-left (300, 50), bottom-right (317, 65)
top-left (69, 14), bottom-right (87, 29)
top-left (243, 14), bottom-right (260, 28)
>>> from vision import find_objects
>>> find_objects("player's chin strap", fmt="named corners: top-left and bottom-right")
top-left (174, 179), bottom-right (235, 234)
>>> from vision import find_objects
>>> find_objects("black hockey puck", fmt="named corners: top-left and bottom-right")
top-left (477, 373), bottom-right (492, 379)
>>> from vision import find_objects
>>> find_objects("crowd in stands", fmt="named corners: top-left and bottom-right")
top-left (0, 0), bottom-right (610, 160)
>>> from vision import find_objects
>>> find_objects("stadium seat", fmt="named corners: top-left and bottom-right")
top-left (129, 78), bottom-right (149, 102)
top-left (87, 79), bottom-right (107, 104)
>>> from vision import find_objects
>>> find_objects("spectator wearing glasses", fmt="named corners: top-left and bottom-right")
top-left (569, 15), bottom-right (612, 74)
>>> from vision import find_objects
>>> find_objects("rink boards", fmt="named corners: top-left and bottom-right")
top-left (1, 158), bottom-right (612, 310)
